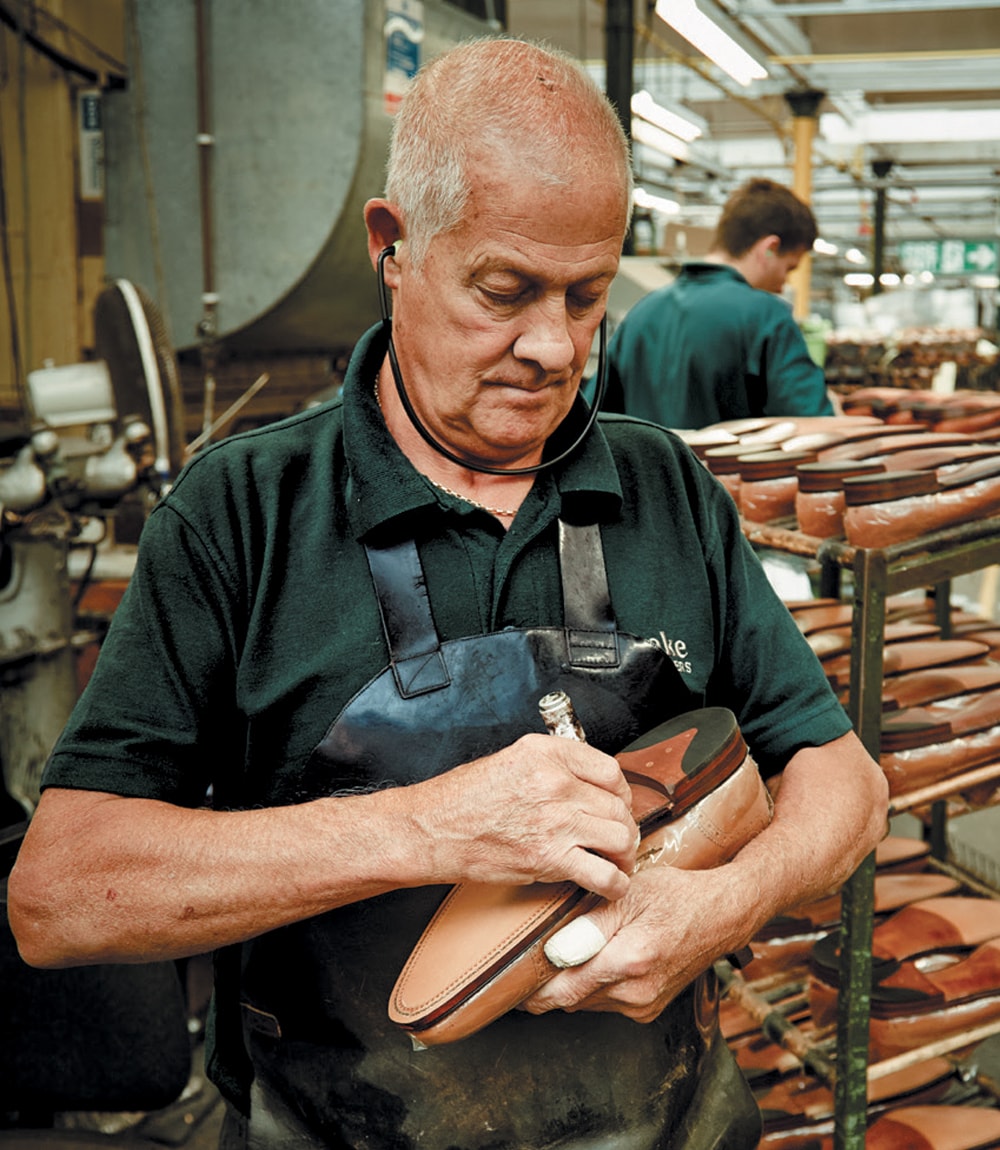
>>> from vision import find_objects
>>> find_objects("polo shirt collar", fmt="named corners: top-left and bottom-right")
top-left (342, 323), bottom-right (623, 541)
top-left (681, 261), bottom-right (749, 288)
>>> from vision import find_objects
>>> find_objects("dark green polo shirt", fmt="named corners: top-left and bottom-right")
top-left (595, 261), bottom-right (833, 429)
top-left (44, 322), bottom-right (848, 811)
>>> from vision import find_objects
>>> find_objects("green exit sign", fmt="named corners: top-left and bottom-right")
top-left (898, 239), bottom-right (998, 276)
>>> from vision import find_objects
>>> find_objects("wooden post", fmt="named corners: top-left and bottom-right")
top-left (783, 90), bottom-right (825, 320)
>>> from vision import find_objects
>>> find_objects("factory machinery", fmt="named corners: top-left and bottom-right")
top-left (1, 2), bottom-right (496, 1138)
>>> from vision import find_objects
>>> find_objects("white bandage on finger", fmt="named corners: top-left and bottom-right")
top-left (544, 915), bottom-right (608, 969)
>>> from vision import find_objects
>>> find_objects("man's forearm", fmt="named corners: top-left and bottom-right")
top-left (728, 730), bottom-right (889, 933)
top-left (8, 787), bottom-right (421, 967)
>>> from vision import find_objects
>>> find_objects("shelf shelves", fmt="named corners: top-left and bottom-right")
top-left (741, 513), bottom-right (1000, 1150)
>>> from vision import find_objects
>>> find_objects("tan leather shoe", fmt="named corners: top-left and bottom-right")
top-left (388, 708), bottom-right (773, 1047)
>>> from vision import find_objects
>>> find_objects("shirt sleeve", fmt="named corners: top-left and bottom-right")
top-left (694, 461), bottom-right (852, 772)
top-left (41, 499), bottom-right (243, 806)
top-left (759, 306), bottom-right (834, 420)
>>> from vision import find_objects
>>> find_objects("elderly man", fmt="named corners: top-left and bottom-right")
top-left (10, 38), bottom-right (887, 1150)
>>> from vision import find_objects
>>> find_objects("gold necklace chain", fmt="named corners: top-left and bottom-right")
top-left (374, 378), bottom-right (519, 518)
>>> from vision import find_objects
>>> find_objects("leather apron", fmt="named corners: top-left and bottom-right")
top-left (234, 521), bottom-right (761, 1150)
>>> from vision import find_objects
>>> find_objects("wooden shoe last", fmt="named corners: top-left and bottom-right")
top-left (844, 457), bottom-right (1000, 549)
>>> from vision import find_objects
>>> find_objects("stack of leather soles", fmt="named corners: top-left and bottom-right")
top-left (684, 410), bottom-right (1000, 547)
top-left (812, 427), bottom-right (1000, 547)
top-left (721, 839), bottom-right (1000, 1149)
top-left (786, 596), bottom-right (1000, 801)
top-left (687, 415), bottom-right (910, 527)
top-left (807, 895), bottom-right (1000, 1056)
top-left (842, 387), bottom-right (1000, 436)
top-left (722, 836), bottom-right (941, 1067)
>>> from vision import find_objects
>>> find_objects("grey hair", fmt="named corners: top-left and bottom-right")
top-left (384, 37), bottom-right (634, 265)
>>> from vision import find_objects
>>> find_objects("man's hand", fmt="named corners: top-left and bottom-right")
top-left (411, 733), bottom-right (638, 901)
top-left (519, 866), bottom-right (731, 1023)
top-left (517, 730), bottom-right (890, 1025)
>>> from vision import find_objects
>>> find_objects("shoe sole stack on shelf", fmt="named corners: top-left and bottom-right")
top-left (721, 836), bottom-right (1000, 1150)
top-left (784, 594), bottom-right (1000, 814)
top-left (686, 408), bottom-right (1000, 1143)
top-left (680, 409), bottom-right (1000, 548)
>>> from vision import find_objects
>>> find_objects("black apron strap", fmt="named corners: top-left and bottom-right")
top-left (559, 520), bottom-right (619, 668)
top-left (365, 520), bottom-right (619, 700)
top-left (365, 539), bottom-right (451, 698)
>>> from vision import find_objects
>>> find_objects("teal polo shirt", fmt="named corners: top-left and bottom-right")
top-left (594, 262), bottom-right (833, 429)
top-left (43, 323), bottom-right (849, 811)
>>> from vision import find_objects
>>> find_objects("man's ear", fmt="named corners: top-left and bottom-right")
top-left (364, 199), bottom-right (404, 280)
top-left (760, 234), bottom-right (781, 259)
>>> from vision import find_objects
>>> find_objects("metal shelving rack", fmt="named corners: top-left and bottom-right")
top-left (742, 514), bottom-right (1000, 1150)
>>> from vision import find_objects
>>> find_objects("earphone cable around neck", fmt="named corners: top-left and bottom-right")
top-left (375, 244), bottom-right (608, 476)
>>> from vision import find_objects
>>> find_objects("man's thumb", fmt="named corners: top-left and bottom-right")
top-left (544, 914), bottom-right (608, 968)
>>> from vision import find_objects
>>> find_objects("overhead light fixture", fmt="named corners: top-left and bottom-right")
top-left (631, 90), bottom-right (703, 143)
top-left (631, 117), bottom-right (690, 163)
top-left (844, 272), bottom-right (874, 287)
top-left (821, 108), bottom-right (1000, 145)
top-left (654, 0), bottom-right (768, 87)
top-left (845, 247), bottom-right (867, 265)
top-left (633, 187), bottom-right (681, 215)
top-left (813, 238), bottom-right (839, 256)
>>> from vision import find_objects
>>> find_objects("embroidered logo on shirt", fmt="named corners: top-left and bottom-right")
top-left (650, 631), bottom-right (692, 675)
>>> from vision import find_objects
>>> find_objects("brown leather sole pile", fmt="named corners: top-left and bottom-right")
top-left (684, 412), bottom-right (1000, 547)
top-left (721, 835), bottom-right (1000, 1149)
top-left (785, 595), bottom-right (1000, 803)
top-left (843, 388), bottom-right (1000, 436)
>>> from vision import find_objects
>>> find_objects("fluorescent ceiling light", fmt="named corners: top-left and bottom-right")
top-left (821, 108), bottom-right (1000, 145)
top-left (631, 90), bottom-right (703, 142)
top-left (632, 117), bottom-right (690, 162)
top-left (633, 187), bottom-right (681, 215)
top-left (844, 272), bottom-right (874, 287)
top-left (813, 238), bottom-right (839, 256)
top-left (655, 0), bottom-right (768, 87)
top-left (879, 273), bottom-right (901, 287)
top-left (845, 247), bottom-right (867, 265)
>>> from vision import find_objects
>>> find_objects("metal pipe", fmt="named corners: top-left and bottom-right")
top-left (194, 0), bottom-right (218, 436)
top-left (868, 1018), bottom-right (1000, 1082)
top-left (871, 159), bottom-right (892, 294)
top-left (184, 372), bottom-right (270, 458)
top-left (736, 0), bottom-right (1000, 19)
top-left (605, 0), bottom-right (634, 256)
top-left (770, 47), bottom-right (1000, 65)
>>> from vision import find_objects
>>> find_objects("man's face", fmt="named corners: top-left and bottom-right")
top-left (389, 159), bottom-right (627, 469)
top-left (761, 245), bottom-right (806, 295)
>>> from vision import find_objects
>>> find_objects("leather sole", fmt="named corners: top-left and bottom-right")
top-left (806, 1104), bottom-right (1000, 1150)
